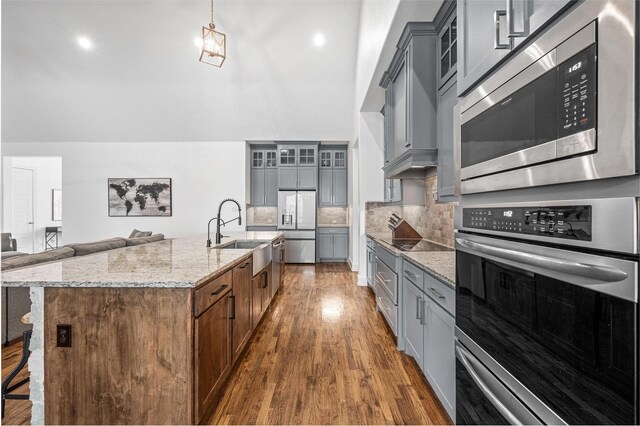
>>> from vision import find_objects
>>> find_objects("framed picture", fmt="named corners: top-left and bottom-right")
top-left (52, 189), bottom-right (62, 221)
top-left (108, 178), bottom-right (172, 217)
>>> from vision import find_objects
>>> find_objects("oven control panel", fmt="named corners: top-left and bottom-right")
top-left (463, 205), bottom-right (592, 241)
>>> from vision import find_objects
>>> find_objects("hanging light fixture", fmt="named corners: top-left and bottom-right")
top-left (199, 0), bottom-right (226, 67)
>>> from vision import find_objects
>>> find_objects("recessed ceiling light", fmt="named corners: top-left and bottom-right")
top-left (313, 33), bottom-right (326, 48)
top-left (77, 37), bottom-right (93, 50)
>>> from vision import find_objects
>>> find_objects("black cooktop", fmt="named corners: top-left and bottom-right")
top-left (390, 239), bottom-right (453, 252)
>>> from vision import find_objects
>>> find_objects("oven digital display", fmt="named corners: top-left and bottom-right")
top-left (463, 205), bottom-right (592, 241)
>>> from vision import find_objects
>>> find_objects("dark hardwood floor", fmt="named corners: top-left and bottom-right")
top-left (1, 339), bottom-right (31, 425)
top-left (1, 263), bottom-right (452, 425)
top-left (206, 263), bottom-right (451, 425)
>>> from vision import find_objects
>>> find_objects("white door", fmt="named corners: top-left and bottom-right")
top-left (11, 167), bottom-right (35, 253)
top-left (296, 191), bottom-right (316, 230)
top-left (278, 191), bottom-right (296, 230)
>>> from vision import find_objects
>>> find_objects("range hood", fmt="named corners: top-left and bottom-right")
top-left (383, 148), bottom-right (438, 180)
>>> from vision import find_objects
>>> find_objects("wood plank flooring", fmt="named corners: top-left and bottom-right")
top-left (207, 263), bottom-right (452, 425)
top-left (1, 264), bottom-right (452, 425)
top-left (1, 339), bottom-right (31, 425)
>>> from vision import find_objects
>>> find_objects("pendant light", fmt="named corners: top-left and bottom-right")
top-left (199, 0), bottom-right (226, 67)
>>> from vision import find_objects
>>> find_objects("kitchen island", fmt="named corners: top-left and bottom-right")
top-left (1, 232), bottom-right (284, 425)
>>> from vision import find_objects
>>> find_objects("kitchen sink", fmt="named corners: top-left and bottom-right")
top-left (218, 240), bottom-right (266, 250)
top-left (218, 240), bottom-right (272, 276)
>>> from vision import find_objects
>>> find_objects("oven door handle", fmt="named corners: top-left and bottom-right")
top-left (455, 238), bottom-right (628, 284)
top-left (455, 343), bottom-right (541, 425)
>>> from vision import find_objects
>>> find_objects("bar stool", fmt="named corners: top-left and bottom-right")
top-left (1, 313), bottom-right (32, 418)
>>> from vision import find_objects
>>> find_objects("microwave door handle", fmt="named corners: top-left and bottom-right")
top-left (494, 10), bottom-right (512, 50)
top-left (455, 238), bottom-right (628, 284)
top-left (455, 344), bottom-right (538, 426)
top-left (507, 0), bottom-right (528, 38)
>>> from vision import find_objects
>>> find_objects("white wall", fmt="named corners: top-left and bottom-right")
top-left (2, 157), bottom-right (63, 253)
top-left (2, 142), bottom-right (246, 244)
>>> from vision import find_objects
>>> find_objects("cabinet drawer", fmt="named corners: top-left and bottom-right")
top-left (195, 269), bottom-right (234, 317)
top-left (424, 272), bottom-right (455, 316)
top-left (318, 227), bottom-right (348, 235)
top-left (402, 259), bottom-right (424, 290)
top-left (374, 242), bottom-right (397, 271)
top-left (377, 291), bottom-right (397, 336)
top-left (375, 258), bottom-right (398, 305)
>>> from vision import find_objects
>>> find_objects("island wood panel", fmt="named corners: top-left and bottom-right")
top-left (44, 287), bottom-right (194, 425)
top-left (195, 289), bottom-right (233, 423)
top-left (232, 259), bottom-right (253, 363)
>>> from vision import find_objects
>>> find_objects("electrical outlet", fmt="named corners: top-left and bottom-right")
top-left (57, 324), bottom-right (72, 347)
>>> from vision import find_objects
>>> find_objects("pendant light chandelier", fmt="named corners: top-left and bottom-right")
top-left (199, 0), bottom-right (226, 67)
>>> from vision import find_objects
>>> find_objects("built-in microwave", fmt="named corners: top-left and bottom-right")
top-left (459, 0), bottom-right (637, 194)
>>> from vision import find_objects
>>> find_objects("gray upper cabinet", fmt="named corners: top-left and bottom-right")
top-left (250, 148), bottom-right (278, 206)
top-left (277, 145), bottom-right (297, 167)
top-left (277, 143), bottom-right (319, 190)
top-left (438, 13), bottom-right (457, 88)
top-left (318, 149), bottom-right (347, 207)
top-left (457, 0), bottom-right (574, 96)
top-left (297, 168), bottom-right (317, 190)
top-left (380, 22), bottom-right (438, 179)
top-left (436, 67), bottom-right (459, 203)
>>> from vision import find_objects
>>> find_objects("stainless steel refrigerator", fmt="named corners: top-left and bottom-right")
top-left (277, 191), bottom-right (316, 263)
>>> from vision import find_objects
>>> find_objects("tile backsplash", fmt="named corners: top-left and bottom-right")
top-left (318, 207), bottom-right (349, 226)
top-left (246, 206), bottom-right (277, 226)
top-left (365, 176), bottom-right (454, 247)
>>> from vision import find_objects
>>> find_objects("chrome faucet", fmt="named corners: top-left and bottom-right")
top-left (207, 198), bottom-right (242, 247)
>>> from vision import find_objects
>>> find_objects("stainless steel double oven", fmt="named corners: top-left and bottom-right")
top-left (454, 197), bottom-right (638, 424)
top-left (459, 0), bottom-right (637, 194)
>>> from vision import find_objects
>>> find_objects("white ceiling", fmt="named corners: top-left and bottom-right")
top-left (1, 0), bottom-right (362, 142)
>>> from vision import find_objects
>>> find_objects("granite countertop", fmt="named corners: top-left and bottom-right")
top-left (365, 231), bottom-right (456, 288)
top-left (1, 231), bottom-right (283, 289)
top-left (317, 224), bottom-right (349, 228)
top-left (246, 223), bottom-right (277, 227)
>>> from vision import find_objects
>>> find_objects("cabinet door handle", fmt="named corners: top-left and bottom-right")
top-left (494, 10), bottom-right (512, 50)
top-left (428, 287), bottom-right (446, 300)
top-left (262, 271), bottom-right (269, 288)
top-left (229, 295), bottom-right (236, 319)
top-left (239, 262), bottom-right (249, 269)
top-left (507, 0), bottom-right (528, 38)
top-left (404, 270), bottom-right (418, 282)
top-left (211, 284), bottom-right (228, 296)
top-left (420, 299), bottom-right (427, 325)
top-left (416, 296), bottom-right (422, 320)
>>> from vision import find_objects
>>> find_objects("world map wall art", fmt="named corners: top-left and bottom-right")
top-left (108, 178), bottom-right (172, 217)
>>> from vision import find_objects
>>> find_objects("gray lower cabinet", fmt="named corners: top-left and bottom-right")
top-left (436, 76), bottom-right (459, 202)
top-left (402, 279), bottom-right (426, 366)
top-left (400, 257), bottom-right (455, 420)
top-left (424, 298), bottom-right (455, 418)
top-left (366, 238), bottom-right (376, 287)
top-left (318, 228), bottom-right (348, 262)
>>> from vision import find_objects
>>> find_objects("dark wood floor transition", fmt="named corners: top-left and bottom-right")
top-left (1, 263), bottom-right (451, 425)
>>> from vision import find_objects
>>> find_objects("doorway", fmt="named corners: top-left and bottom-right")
top-left (10, 167), bottom-right (35, 253)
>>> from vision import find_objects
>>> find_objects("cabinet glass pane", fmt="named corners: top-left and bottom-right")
top-left (451, 18), bottom-right (457, 43)
top-left (441, 51), bottom-right (450, 78)
top-left (280, 149), bottom-right (295, 165)
top-left (333, 151), bottom-right (346, 168)
top-left (265, 151), bottom-right (277, 167)
top-left (451, 41), bottom-right (457, 68)
top-left (441, 28), bottom-right (450, 53)
top-left (320, 151), bottom-right (332, 168)
top-left (299, 148), bottom-right (315, 165)
top-left (252, 151), bottom-right (264, 168)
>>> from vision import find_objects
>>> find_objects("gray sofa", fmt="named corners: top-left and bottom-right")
top-left (1, 232), bottom-right (165, 343)
top-left (1, 232), bottom-right (27, 260)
